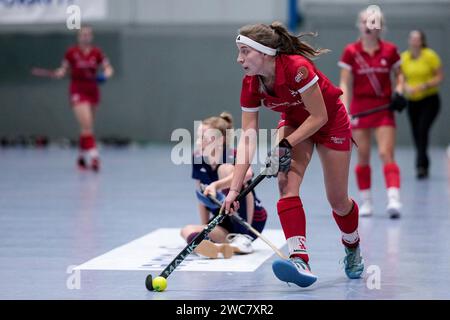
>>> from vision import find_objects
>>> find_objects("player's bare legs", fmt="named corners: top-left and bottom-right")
top-left (276, 126), bottom-right (313, 198)
top-left (317, 144), bottom-right (364, 279)
top-left (353, 128), bottom-right (374, 216)
top-left (180, 224), bottom-right (233, 259)
top-left (73, 103), bottom-right (99, 171)
top-left (73, 102), bottom-right (94, 134)
top-left (180, 224), bottom-right (229, 243)
top-left (271, 126), bottom-right (318, 287)
top-left (375, 126), bottom-right (401, 218)
top-left (375, 126), bottom-right (396, 165)
top-left (316, 144), bottom-right (353, 215)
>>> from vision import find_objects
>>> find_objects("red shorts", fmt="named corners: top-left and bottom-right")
top-left (277, 102), bottom-right (353, 151)
top-left (350, 97), bottom-right (396, 129)
top-left (69, 82), bottom-right (100, 106)
top-left (350, 109), bottom-right (396, 129)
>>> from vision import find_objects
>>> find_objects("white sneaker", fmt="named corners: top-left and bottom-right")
top-left (359, 190), bottom-right (373, 217)
top-left (387, 199), bottom-right (402, 219)
top-left (359, 200), bottom-right (374, 217)
top-left (386, 188), bottom-right (402, 219)
top-left (226, 233), bottom-right (254, 254)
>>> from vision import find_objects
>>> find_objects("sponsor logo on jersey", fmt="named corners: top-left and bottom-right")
top-left (264, 100), bottom-right (303, 110)
top-left (357, 67), bottom-right (389, 74)
top-left (289, 89), bottom-right (300, 97)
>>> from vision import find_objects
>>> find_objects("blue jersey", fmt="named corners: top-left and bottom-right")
top-left (191, 148), bottom-right (236, 185)
top-left (191, 148), bottom-right (267, 237)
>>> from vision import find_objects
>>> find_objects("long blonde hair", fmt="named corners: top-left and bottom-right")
top-left (238, 21), bottom-right (329, 60)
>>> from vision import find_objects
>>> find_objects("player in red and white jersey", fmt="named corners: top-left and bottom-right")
top-left (223, 22), bottom-right (364, 288)
top-left (53, 26), bottom-right (114, 171)
top-left (339, 7), bottom-right (404, 218)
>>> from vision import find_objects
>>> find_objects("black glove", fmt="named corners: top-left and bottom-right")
top-left (389, 92), bottom-right (408, 113)
top-left (265, 138), bottom-right (292, 177)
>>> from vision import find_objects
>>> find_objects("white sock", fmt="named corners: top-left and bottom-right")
top-left (387, 187), bottom-right (400, 202)
top-left (360, 189), bottom-right (372, 203)
top-left (87, 148), bottom-right (99, 160)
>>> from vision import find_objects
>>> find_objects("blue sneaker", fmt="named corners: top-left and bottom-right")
top-left (272, 257), bottom-right (317, 288)
top-left (343, 246), bottom-right (364, 279)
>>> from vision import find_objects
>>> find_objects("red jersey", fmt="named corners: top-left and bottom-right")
top-left (339, 40), bottom-right (401, 114)
top-left (240, 54), bottom-right (351, 143)
top-left (64, 46), bottom-right (107, 106)
top-left (64, 46), bottom-right (106, 83)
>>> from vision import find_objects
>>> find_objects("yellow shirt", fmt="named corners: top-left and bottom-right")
top-left (401, 48), bottom-right (441, 101)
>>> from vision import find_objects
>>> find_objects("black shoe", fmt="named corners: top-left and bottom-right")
top-left (77, 156), bottom-right (87, 170)
top-left (91, 157), bottom-right (100, 172)
top-left (417, 167), bottom-right (428, 179)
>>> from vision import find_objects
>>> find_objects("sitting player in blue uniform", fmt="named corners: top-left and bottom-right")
top-left (180, 112), bottom-right (267, 258)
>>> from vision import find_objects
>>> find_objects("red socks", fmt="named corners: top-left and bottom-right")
top-left (356, 163), bottom-right (400, 189)
top-left (384, 162), bottom-right (400, 188)
top-left (333, 200), bottom-right (360, 248)
top-left (278, 196), bottom-right (361, 256)
top-left (79, 134), bottom-right (96, 152)
top-left (355, 165), bottom-right (371, 190)
top-left (277, 197), bottom-right (308, 263)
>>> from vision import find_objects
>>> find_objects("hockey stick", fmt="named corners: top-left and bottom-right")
top-left (200, 184), bottom-right (288, 260)
top-left (145, 169), bottom-right (269, 291)
top-left (350, 104), bottom-right (390, 119)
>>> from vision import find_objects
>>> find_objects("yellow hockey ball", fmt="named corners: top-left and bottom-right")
top-left (152, 276), bottom-right (167, 292)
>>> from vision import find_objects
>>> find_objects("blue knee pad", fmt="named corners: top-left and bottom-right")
top-left (195, 189), bottom-right (225, 210)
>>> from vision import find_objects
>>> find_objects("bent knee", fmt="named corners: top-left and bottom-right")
top-left (329, 197), bottom-right (352, 215)
top-left (180, 225), bottom-right (197, 237)
top-left (378, 150), bottom-right (394, 164)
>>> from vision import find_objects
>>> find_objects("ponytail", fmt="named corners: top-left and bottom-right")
top-left (269, 21), bottom-right (329, 59)
top-left (219, 112), bottom-right (233, 129)
top-left (239, 21), bottom-right (329, 60)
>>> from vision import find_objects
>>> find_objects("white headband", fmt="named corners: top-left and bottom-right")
top-left (236, 35), bottom-right (277, 56)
